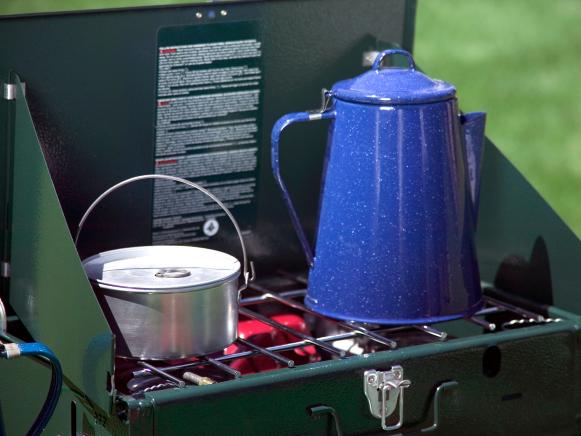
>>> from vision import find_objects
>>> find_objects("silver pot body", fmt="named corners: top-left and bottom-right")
top-left (92, 278), bottom-right (238, 360)
top-left (78, 175), bottom-right (252, 360)
top-left (83, 244), bottom-right (242, 360)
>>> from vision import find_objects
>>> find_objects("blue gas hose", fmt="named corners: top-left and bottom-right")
top-left (0, 342), bottom-right (62, 436)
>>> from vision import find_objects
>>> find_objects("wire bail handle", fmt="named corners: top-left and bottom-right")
top-left (75, 174), bottom-right (254, 290)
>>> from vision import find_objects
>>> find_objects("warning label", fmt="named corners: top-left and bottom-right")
top-left (153, 22), bottom-right (263, 244)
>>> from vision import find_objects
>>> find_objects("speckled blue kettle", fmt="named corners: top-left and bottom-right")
top-left (271, 49), bottom-right (486, 324)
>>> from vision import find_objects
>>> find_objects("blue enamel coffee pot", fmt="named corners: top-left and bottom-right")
top-left (271, 49), bottom-right (486, 324)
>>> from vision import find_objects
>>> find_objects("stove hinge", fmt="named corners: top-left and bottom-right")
top-left (2, 83), bottom-right (15, 101)
top-left (0, 261), bottom-right (9, 278)
top-left (2, 82), bottom-right (25, 101)
top-left (1, 80), bottom-right (17, 294)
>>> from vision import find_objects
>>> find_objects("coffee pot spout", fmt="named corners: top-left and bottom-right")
top-left (461, 112), bottom-right (487, 225)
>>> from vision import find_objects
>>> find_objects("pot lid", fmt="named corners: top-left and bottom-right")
top-left (331, 49), bottom-right (456, 105)
top-left (83, 246), bottom-right (241, 293)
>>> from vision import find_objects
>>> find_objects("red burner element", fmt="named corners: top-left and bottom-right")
top-left (225, 314), bottom-right (321, 374)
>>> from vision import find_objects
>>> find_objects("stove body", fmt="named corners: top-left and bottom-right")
top-left (0, 1), bottom-right (580, 435)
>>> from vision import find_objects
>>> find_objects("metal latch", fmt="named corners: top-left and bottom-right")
top-left (364, 366), bottom-right (411, 432)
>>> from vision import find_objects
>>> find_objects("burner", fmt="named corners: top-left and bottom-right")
top-left (225, 313), bottom-right (321, 374)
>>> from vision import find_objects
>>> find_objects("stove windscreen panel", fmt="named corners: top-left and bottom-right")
top-left (0, 0), bottom-right (415, 274)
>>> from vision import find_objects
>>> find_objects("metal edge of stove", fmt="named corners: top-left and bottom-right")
top-left (476, 137), bottom-right (581, 316)
top-left (139, 319), bottom-right (581, 389)
top-left (0, 76), bottom-right (115, 414)
top-left (0, 0), bottom-right (417, 23)
top-left (117, 312), bottom-right (580, 435)
top-left (0, 0), bottom-right (256, 19)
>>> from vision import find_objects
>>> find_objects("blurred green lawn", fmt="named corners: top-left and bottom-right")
top-left (415, 0), bottom-right (581, 237)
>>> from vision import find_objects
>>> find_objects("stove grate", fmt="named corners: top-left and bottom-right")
top-left (127, 272), bottom-right (559, 393)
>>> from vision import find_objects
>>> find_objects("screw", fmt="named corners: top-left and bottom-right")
top-left (220, 9), bottom-right (228, 16)
top-left (367, 374), bottom-right (377, 384)
top-left (195, 11), bottom-right (203, 19)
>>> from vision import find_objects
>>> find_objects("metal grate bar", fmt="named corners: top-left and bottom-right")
top-left (474, 306), bottom-right (502, 316)
top-left (239, 307), bottom-right (346, 357)
top-left (204, 356), bottom-right (241, 378)
top-left (132, 330), bottom-right (372, 378)
top-left (468, 317), bottom-right (496, 331)
top-left (237, 337), bottom-right (295, 368)
top-left (414, 325), bottom-right (448, 340)
top-left (484, 296), bottom-right (544, 322)
top-left (138, 362), bottom-right (185, 388)
top-left (342, 321), bottom-right (397, 349)
top-left (130, 292), bottom-right (550, 387)
top-left (250, 284), bottom-right (397, 349)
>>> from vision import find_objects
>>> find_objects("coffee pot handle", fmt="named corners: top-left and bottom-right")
top-left (271, 110), bottom-right (335, 266)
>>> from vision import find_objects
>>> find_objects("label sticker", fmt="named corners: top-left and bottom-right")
top-left (202, 218), bottom-right (220, 237)
top-left (153, 22), bottom-right (263, 244)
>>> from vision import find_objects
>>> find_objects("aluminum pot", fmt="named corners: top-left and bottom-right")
top-left (77, 174), bottom-right (252, 360)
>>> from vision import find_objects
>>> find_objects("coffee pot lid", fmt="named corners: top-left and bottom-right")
top-left (331, 49), bottom-right (456, 105)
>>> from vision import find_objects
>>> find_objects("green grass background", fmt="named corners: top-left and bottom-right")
top-left (415, 0), bottom-right (581, 236)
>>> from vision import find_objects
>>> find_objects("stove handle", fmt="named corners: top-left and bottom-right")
top-left (271, 107), bottom-right (336, 266)
top-left (419, 380), bottom-right (459, 433)
top-left (307, 404), bottom-right (343, 436)
top-left (74, 174), bottom-right (254, 290)
top-left (304, 380), bottom-right (458, 436)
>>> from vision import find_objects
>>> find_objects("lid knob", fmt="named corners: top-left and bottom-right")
top-left (155, 269), bottom-right (192, 279)
top-left (372, 49), bottom-right (416, 71)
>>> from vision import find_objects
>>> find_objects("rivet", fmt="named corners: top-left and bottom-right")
top-left (220, 9), bottom-right (228, 16)
top-left (195, 11), bottom-right (203, 19)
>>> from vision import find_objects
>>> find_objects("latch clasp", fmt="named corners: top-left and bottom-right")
top-left (364, 366), bottom-right (411, 432)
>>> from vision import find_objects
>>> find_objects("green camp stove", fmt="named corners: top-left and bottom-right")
top-left (0, 1), bottom-right (579, 435)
